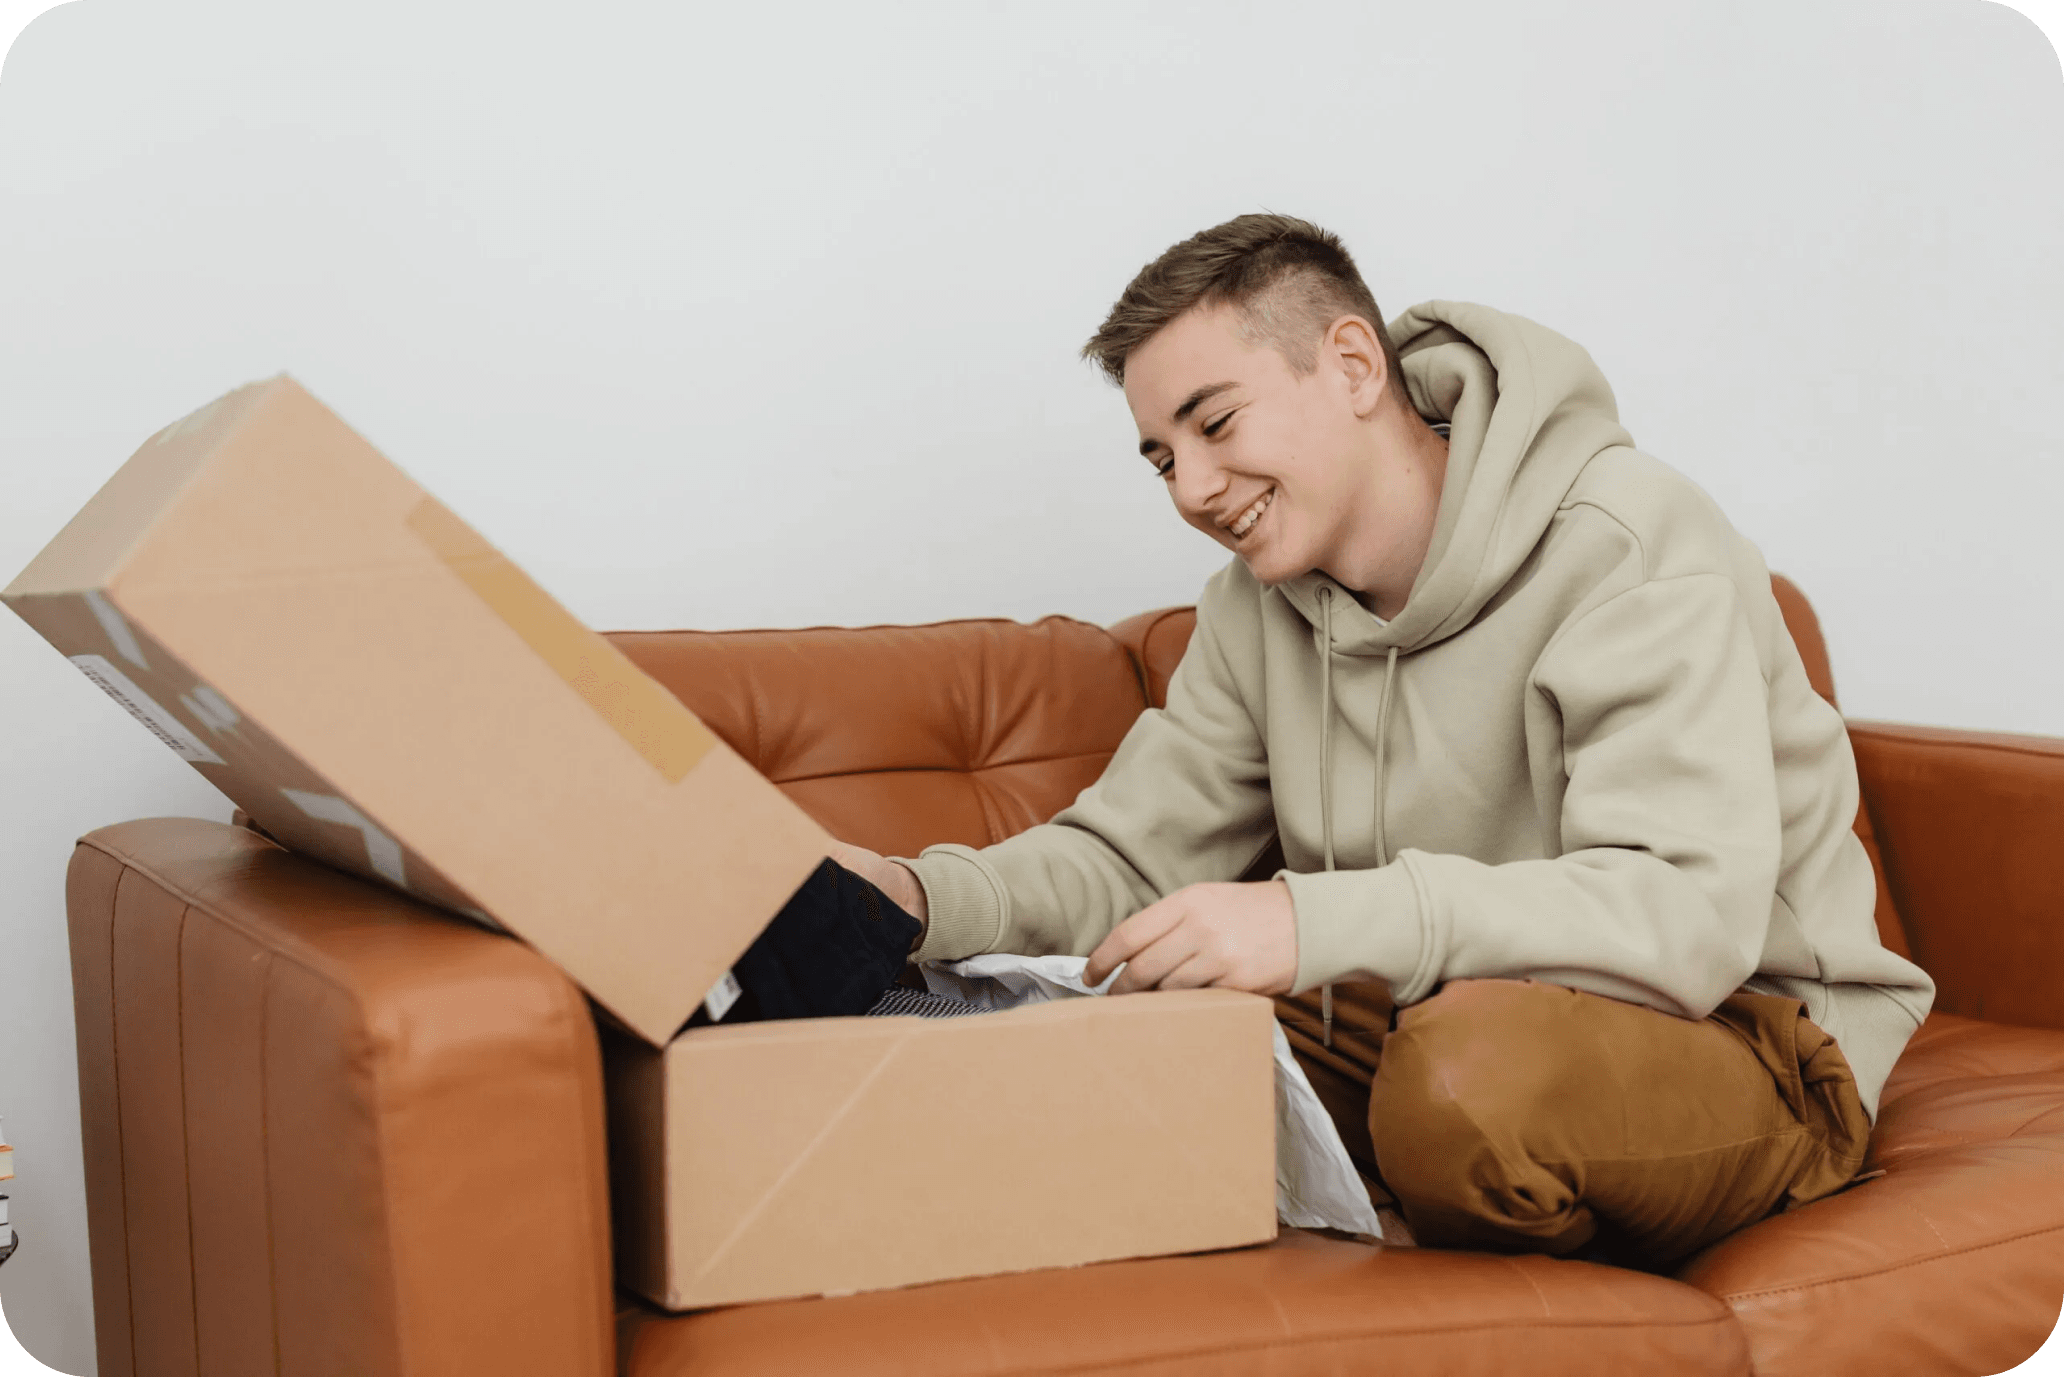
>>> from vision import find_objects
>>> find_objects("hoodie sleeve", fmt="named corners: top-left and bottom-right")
top-left (899, 580), bottom-right (1279, 963)
top-left (1285, 572), bottom-right (1780, 1018)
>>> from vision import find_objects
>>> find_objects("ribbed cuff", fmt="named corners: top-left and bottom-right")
top-left (894, 844), bottom-right (1005, 962)
top-left (1279, 861), bottom-right (1428, 998)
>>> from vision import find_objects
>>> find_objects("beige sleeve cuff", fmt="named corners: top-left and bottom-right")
top-left (895, 844), bottom-right (1006, 962)
top-left (1280, 860), bottom-right (1429, 999)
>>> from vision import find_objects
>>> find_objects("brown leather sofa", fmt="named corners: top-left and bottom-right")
top-left (64, 577), bottom-right (2063, 1376)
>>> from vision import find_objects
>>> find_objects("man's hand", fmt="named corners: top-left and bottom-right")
top-left (825, 839), bottom-right (930, 947)
top-left (1083, 880), bottom-right (1297, 996)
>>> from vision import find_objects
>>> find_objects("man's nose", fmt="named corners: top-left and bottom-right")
top-left (1169, 445), bottom-right (1226, 516)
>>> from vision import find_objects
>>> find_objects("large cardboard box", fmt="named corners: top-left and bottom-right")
top-left (606, 988), bottom-right (1277, 1309)
top-left (6, 378), bottom-right (1280, 1306)
top-left (4, 376), bottom-right (828, 1046)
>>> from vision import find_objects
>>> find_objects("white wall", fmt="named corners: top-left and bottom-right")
top-left (0, 0), bottom-right (2057, 1369)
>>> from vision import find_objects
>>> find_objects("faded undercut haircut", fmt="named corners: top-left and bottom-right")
top-left (1081, 213), bottom-right (1407, 403)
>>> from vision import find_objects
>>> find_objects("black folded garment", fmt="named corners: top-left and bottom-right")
top-left (684, 858), bottom-right (924, 1030)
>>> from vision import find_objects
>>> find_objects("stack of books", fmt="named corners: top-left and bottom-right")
top-left (0, 1116), bottom-right (15, 1266)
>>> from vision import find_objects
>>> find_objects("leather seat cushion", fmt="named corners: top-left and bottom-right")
top-left (1676, 1013), bottom-right (2064, 1376)
top-left (619, 1230), bottom-right (1750, 1377)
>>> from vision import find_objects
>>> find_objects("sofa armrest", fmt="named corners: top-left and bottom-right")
top-left (1850, 721), bottom-right (2064, 1031)
top-left (67, 818), bottom-right (614, 1377)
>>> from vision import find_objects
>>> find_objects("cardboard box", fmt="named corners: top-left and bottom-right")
top-left (8, 378), bottom-right (1281, 1306)
top-left (606, 989), bottom-right (1277, 1309)
top-left (4, 376), bottom-right (829, 1046)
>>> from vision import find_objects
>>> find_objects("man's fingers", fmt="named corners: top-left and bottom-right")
top-left (1152, 947), bottom-right (1224, 991)
top-left (1084, 900), bottom-right (1186, 987)
top-left (1092, 881), bottom-right (1298, 997)
top-left (1106, 917), bottom-right (1208, 995)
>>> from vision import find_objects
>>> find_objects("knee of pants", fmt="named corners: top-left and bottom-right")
top-left (1368, 980), bottom-right (1589, 1236)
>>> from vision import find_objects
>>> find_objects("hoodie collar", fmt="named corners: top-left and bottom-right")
top-left (1272, 301), bottom-right (1635, 655)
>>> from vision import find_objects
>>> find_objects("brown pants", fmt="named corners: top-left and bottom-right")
top-left (1277, 978), bottom-right (1872, 1265)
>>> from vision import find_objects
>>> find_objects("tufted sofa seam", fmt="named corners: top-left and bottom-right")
top-left (1888, 1196), bottom-right (1952, 1250)
top-left (1875, 1115), bottom-right (2064, 1161)
top-left (1139, 611), bottom-right (1194, 704)
top-left (742, 667), bottom-right (771, 778)
top-left (1701, 1218), bottom-right (2064, 1303)
top-left (967, 771), bottom-right (1011, 847)
top-left (1501, 1253), bottom-right (1558, 1315)
top-left (1996, 1103), bottom-right (2064, 1139)
top-left (1872, 1077), bottom-right (2064, 1155)
top-left (1107, 606), bottom-right (1193, 704)
top-left (102, 866), bottom-right (145, 1377)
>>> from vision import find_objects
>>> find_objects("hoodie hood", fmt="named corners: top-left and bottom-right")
top-left (1276, 301), bottom-right (1635, 654)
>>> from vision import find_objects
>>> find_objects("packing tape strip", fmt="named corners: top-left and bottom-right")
top-left (406, 497), bottom-right (714, 784)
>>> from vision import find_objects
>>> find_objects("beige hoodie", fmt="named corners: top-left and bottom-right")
top-left (904, 300), bottom-right (1933, 1119)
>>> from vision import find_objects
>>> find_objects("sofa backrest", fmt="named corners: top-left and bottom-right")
top-left (608, 617), bottom-right (1146, 860)
top-left (608, 575), bottom-right (1914, 957)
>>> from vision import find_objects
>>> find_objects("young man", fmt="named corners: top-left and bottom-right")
top-left (830, 213), bottom-right (1934, 1264)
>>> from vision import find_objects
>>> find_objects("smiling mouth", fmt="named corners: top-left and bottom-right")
top-left (1229, 489), bottom-right (1274, 539)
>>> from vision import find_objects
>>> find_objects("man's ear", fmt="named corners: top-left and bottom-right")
top-left (1328, 315), bottom-right (1390, 419)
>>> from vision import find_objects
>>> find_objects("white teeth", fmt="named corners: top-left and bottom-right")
top-left (1231, 489), bottom-right (1273, 537)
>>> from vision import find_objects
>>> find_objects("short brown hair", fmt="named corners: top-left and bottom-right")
top-left (1082, 213), bottom-right (1406, 401)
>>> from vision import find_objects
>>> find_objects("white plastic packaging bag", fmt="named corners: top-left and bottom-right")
top-left (920, 953), bottom-right (1383, 1238)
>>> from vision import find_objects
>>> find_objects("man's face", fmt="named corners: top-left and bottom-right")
top-left (1125, 304), bottom-right (1372, 587)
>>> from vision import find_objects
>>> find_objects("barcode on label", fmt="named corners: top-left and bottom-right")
top-left (69, 655), bottom-right (225, 765)
top-left (703, 969), bottom-right (743, 1023)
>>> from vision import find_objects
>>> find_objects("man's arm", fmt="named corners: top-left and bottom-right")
top-left (1087, 573), bottom-right (1802, 1013)
top-left (846, 568), bottom-right (1280, 966)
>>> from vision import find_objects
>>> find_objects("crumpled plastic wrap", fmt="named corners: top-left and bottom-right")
top-left (920, 953), bottom-right (1383, 1238)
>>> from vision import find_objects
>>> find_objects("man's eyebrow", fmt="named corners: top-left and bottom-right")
top-left (1139, 381), bottom-right (1241, 458)
top-left (1172, 381), bottom-right (1239, 424)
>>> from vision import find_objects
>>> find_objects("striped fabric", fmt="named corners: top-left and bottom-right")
top-left (864, 986), bottom-right (986, 1019)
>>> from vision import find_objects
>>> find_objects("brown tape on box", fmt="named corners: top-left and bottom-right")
top-left (406, 497), bottom-right (715, 784)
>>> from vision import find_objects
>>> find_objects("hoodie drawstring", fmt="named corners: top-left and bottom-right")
top-left (1317, 588), bottom-right (1337, 871)
top-left (1374, 645), bottom-right (1399, 866)
top-left (1313, 591), bottom-right (1402, 1048)
top-left (1316, 587), bottom-right (1336, 1047)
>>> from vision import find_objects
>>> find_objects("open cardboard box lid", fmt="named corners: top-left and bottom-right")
top-left (5, 377), bottom-right (830, 1045)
